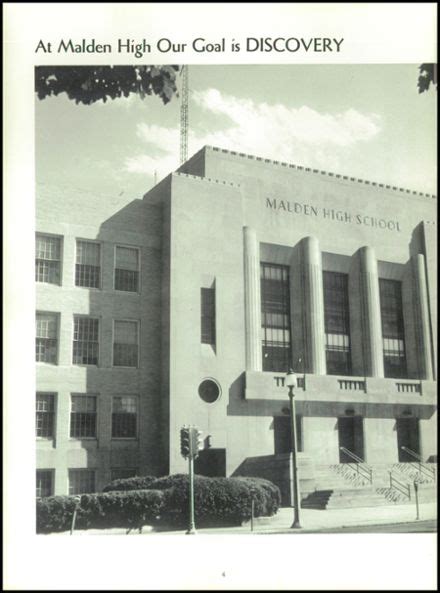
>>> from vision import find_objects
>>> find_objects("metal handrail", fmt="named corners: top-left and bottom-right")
top-left (401, 446), bottom-right (436, 480)
top-left (339, 447), bottom-right (373, 484)
top-left (388, 471), bottom-right (411, 500)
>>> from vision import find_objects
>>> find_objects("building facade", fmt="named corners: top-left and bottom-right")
top-left (36, 146), bottom-right (437, 497)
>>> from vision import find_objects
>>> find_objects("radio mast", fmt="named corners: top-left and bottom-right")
top-left (180, 65), bottom-right (189, 164)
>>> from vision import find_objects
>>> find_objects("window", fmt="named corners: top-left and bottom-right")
top-left (111, 468), bottom-right (138, 481)
top-left (323, 272), bottom-right (352, 375)
top-left (115, 246), bottom-right (140, 292)
top-left (36, 469), bottom-right (54, 498)
top-left (35, 234), bottom-right (62, 284)
top-left (201, 287), bottom-right (216, 345)
top-left (261, 263), bottom-right (292, 372)
top-left (112, 396), bottom-right (138, 438)
top-left (75, 240), bottom-right (100, 288)
top-left (70, 394), bottom-right (97, 438)
top-left (36, 393), bottom-right (55, 438)
top-left (68, 469), bottom-right (96, 495)
top-left (379, 279), bottom-right (407, 378)
top-left (36, 312), bottom-right (58, 364)
top-left (113, 321), bottom-right (139, 367)
top-left (73, 316), bottom-right (99, 365)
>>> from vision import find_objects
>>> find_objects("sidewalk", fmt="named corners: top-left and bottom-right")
top-left (56, 502), bottom-right (437, 535)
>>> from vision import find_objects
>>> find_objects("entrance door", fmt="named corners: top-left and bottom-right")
top-left (338, 416), bottom-right (364, 463)
top-left (194, 448), bottom-right (226, 477)
top-left (396, 418), bottom-right (420, 462)
top-left (274, 416), bottom-right (303, 454)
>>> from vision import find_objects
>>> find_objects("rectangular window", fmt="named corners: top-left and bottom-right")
top-left (261, 263), bottom-right (292, 372)
top-left (75, 240), bottom-right (100, 288)
top-left (36, 393), bottom-right (55, 438)
top-left (68, 469), bottom-right (96, 495)
top-left (35, 234), bottom-right (62, 284)
top-left (36, 469), bottom-right (54, 498)
top-left (112, 396), bottom-right (138, 438)
top-left (201, 287), bottom-right (216, 345)
top-left (113, 320), bottom-right (139, 367)
top-left (70, 394), bottom-right (97, 438)
top-left (323, 272), bottom-right (352, 375)
top-left (111, 468), bottom-right (138, 481)
top-left (379, 279), bottom-right (407, 378)
top-left (36, 312), bottom-right (58, 364)
top-left (115, 246), bottom-right (140, 292)
top-left (73, 316), bottom-right (99, 365)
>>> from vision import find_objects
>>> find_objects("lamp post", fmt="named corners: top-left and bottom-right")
top-left (286, 369), bottom-right (302, 528)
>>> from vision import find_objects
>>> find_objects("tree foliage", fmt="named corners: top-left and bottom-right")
top-left (418, 63), bottom-right (437, 94)
top-left (35, 65), bottom-right (180, 105)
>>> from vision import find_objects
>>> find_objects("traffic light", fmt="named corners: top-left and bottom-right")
top-left (180, 427), bottom-right (190, 458)
top-left (190, 427), bottom-right (203, 458)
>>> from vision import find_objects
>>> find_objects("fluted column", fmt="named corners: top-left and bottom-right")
top-left (243, 227), bottom-right (262, 371)
top-left (412, 254), bottom-right (434, 380)
top-left (301, 237), bottom-right (326, 374)
top-left (359, 246), bottom-right (384, 377)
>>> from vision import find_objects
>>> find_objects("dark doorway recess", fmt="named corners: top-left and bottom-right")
top-left (194, 448), bottom-right (226, 477)
top-left (338, 416), bottom-right (364, 462)
top-left (396, 418), bottom-right (420, 461)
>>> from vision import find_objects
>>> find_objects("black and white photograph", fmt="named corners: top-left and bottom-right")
top-left (4, 3), bottom-right (437, 590)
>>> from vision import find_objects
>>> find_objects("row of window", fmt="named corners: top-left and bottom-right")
top-left (260, 263), bottom-right (408, 378)
top-left (36, 234), bottom-right (140, 292)
top-left (36, 393), bottom-right (138, 439)
top-left (36, 314), bottom-right (139, 367)
top-left (36, 467), bottom-right (138, 498)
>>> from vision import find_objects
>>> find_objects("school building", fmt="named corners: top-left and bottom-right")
top-left (36, 145), bottom-right (437, 499)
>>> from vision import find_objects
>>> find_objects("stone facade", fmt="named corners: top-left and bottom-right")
top-left (36, 146), bottom-right (437, 495)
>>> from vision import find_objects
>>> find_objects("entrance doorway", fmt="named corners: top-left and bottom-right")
top-left (274, 415), bottom-right (303, 454)
top-left (194, 448), bottom-right (226, 477)
top-left (396, 418), bottom-right (420, 462)
top-left (338, 416), bottom-right (364, 463)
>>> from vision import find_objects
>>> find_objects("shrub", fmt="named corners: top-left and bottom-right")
top-left (36, 489), bottom-right (165, 534)
top-left (151, 474), bottom-right (281, 528)
top-left (102, 476), bottom-right (156, 492)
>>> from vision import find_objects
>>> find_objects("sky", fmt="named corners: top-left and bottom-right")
top-left (35, 64), bottom-right (437, 199)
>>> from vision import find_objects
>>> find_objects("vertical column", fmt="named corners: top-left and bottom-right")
top-left (359, 246), bottom-right (384, 377)
top-left (412, 253), bottom-right (434, 380)
top-left (301, 237), bottom-right (326, 375)
top-left (243, 227), bottom-right (262, 371)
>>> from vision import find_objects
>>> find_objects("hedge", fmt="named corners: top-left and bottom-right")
top-left (36, 489), bottom-right (165, 534)
top-left (102, 476), bottom-right (156, 493)
top-left (37, 474), bottom-right (281, 533)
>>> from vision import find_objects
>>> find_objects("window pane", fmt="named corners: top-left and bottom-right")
top-left (75, 241), bottom-right (100, 288)
top-left (201, 287), bottom-right (216, 345)
top-left (261, 263), bottom-right (292, 372)
top-left (68, 469), bottom-right (96, 495)
top-left (36, 234), bottom-right (61, 284)
top-left (73, 317), bottom-right (99, 365)
top-left (36, 313), bottom-right (58, 363)
top-left (36, 470), bottom-right (54, 498)
top-left (115, 247), bottom-right (139, 292)
top-left (113, 321), bottom-right (138, 367)
top-left (70, 395), bottom-right (97, 438)
top-left (36, 393), bottom-right (55, 437)
top-left (379, 279), bottom-right (407, 378)
top-left (323, 272), bottom-right (352, 376)
top-left (112, 396), bottom-right (137, 438)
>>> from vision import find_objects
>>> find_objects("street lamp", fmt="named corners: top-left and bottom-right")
top-left (286, 368), bottom-right (301, 528)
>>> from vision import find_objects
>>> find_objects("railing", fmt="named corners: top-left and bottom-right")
top-left (339, 447), bottom-right (373, 484)
top-left (338, 380), bottom-right (366, 392)
top-left (388, 471), bottom-right (411, 500)
top-left (396, 382), bottom-right (421, 394)
top-left (401, 446), bottom-right (436, 481)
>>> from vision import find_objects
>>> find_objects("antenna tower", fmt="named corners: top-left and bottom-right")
top-left (180, 65), bottom-right (189, 164)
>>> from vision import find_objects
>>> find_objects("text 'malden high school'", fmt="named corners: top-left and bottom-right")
top-left (36, 145), bottom-right (437, 499)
